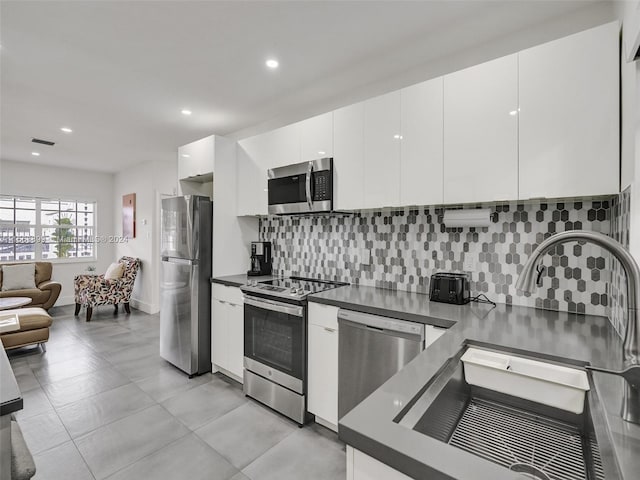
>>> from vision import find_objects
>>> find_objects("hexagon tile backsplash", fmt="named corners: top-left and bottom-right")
top-left (260, 194), bottom-right (630, 333)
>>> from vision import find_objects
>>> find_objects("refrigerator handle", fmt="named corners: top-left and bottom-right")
top-left (162, 256), bottom-right (196, 265)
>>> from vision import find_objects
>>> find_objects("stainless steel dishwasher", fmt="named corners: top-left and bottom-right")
top-left (338, 309), bottom-right (425, 420)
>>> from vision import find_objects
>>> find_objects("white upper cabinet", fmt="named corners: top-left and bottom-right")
top-left (235, 23), bottom-right (619, 215)
top-left (518, 22), bottom-right (619, 199)
top-left (443, 54), bottom-right (519, 204)
top-left (363, 91), bottom-right (402, 208)
top-left (333, 102), bottom-right (365, 211)
top-left (400, 78), bottom-right (444, 206)
top-left (237, 134), bottom-right (268, 216)
top-left (178, 135), bottom-right (215, 180)
top-left (300, 112), bottom-right (333, 162)
top-left (265, 123), bottom-right (301, 169)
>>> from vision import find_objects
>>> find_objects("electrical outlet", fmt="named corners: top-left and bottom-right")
top-left (463, 257), bottom-right (474, 271)
top-left (359, 248), bottom-right (372, 266)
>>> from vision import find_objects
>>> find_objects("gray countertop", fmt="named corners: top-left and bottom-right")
top-left (1, 344), bottom-right (22, 416)
top-left (211, 274), bottom-right (280, 287)
top-left (309, 285), bottom-right (639, 480)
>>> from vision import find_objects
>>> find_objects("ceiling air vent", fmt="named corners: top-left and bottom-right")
top-left (31, 138), bottom-right (55, 146)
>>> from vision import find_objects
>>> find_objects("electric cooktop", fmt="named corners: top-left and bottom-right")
top-left (241, 276), bottom-right (348, 300)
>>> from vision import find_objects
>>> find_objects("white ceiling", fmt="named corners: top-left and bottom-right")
top-left (0, 0), bottom-right (615, 173)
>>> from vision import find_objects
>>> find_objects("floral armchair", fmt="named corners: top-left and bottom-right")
top-left (74, 256), bottom-right (140, 321)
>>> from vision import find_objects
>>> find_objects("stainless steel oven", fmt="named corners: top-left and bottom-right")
top-left (243, 294), bottom-right (311, 424)
top-left (267, 158), bottom-right (333, 215)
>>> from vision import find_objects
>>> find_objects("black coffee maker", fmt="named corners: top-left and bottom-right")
top-left (248, 241), bottom-right (272, 276)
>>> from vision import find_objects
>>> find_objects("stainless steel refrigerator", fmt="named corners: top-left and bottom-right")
top-left (160, 195), bottom-right (212, 376)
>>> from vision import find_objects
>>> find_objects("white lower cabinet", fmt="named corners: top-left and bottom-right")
top-left (347, 446), bottom-right (412, 480)
top-left (211, 285), bottom-right (244, 381)
top-left (211, 297), bottom-right (227, 369)
top-left (226, 302), bottom-right (244, 379)
top-left (308, 302), bottom-right (340, 431)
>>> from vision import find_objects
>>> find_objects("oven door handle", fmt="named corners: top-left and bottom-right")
top-left (305, 161), bottom-right (314, 211)
top-left (245, 296), bottom-right (304, 317)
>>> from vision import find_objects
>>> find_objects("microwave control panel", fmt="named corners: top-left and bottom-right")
top-left (313, 170), bottom-right (332, 201)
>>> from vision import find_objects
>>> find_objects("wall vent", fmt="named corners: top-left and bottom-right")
top-left (31, 138), bottom-right (55, 146)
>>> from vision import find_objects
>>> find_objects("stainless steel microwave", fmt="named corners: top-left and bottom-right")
top-left (267, 158), bottom-right (333, 215)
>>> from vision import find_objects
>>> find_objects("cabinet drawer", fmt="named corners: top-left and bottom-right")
top-left (308, 302), bottom-right (339, 330)
top-left (212, 283), bottom-right (244, 305)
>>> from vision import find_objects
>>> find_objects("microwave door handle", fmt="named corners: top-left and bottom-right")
top-left (306, 161), bottom-right (313, 210)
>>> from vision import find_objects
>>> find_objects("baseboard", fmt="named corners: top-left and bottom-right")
top-left (56, 295), bottom-right (158, 314)
top-left (130, 298), bottom-right (159, 314)
top-left (57, 295), bottom-right (75, 306)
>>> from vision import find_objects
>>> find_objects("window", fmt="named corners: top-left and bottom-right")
top-left (0, 196), bottom-right (97, 262)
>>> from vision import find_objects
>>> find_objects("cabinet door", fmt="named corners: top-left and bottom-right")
top-left (333, 102), bottom-right (365, 211)
top-left (227, 302), bottom-right (245, 380)
top-left (300, 112), bottom-right (333, 162)
top-left (308, 323), bottom-right (338, 429)
top-left (236, 136), bottom-right (268, 216)
top-left (400, 78), bottom-right (444, 206)
top-left (351, 447), bottom-right (413, 480)
top-left (177, 144), bottom-right (192, 180)
top-left (211, 298), bottom-right (228, 369)
top-left (178, 136), bottom-right (214, 180)
top-left (443, 54), bottom-right (519, 204)
top-left (519, 22), bottom-right (619, 199)
top-left (363, 92), bottom-right (402, 208)
top-left (266, 123), bottom-right (301, 169)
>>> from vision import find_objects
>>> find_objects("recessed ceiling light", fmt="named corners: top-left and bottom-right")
top-left (318, 151), bottom-right (326, 156)
top-left (509, 110), bottom-right (518, 116)
top-left (181, 109), bottom-right (192, 116)
top-left (31, 152), bottom-right (40, 156)
top-left (265, 59), bottom-right (279, 69)
top-left (181, 154), bottom-right (191, 158)
top-left (60, 127), bottom-right (73, 133)
top-left (393, 134), bottom-right (403, 140)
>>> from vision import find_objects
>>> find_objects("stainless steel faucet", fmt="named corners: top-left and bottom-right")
top-left (515, 230), bottom-right (640, 423)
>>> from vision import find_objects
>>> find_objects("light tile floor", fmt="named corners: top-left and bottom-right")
top-left (8, 305), bottom-right (346, 480)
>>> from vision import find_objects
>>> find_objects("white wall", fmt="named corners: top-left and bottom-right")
top-left (617, 2), bottom-right (640, 263)
top-left (0, 159), bottom-right (115, 306)
top-left (113, 159), bottom-right (177, 313)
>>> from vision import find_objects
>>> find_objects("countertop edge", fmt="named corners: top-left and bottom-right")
top-left (210, 277), bottom-right (242, 287)
top-left (1, 346), bottom-right (23, 417)
top-left (307, 294), bottom-right (456, 328)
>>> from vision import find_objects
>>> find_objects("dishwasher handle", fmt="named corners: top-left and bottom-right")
top-left (338, 309), bottom-right (425, 340)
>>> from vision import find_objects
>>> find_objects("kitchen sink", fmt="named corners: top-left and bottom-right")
top-left (396, 346), bottom-right (620, 480)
